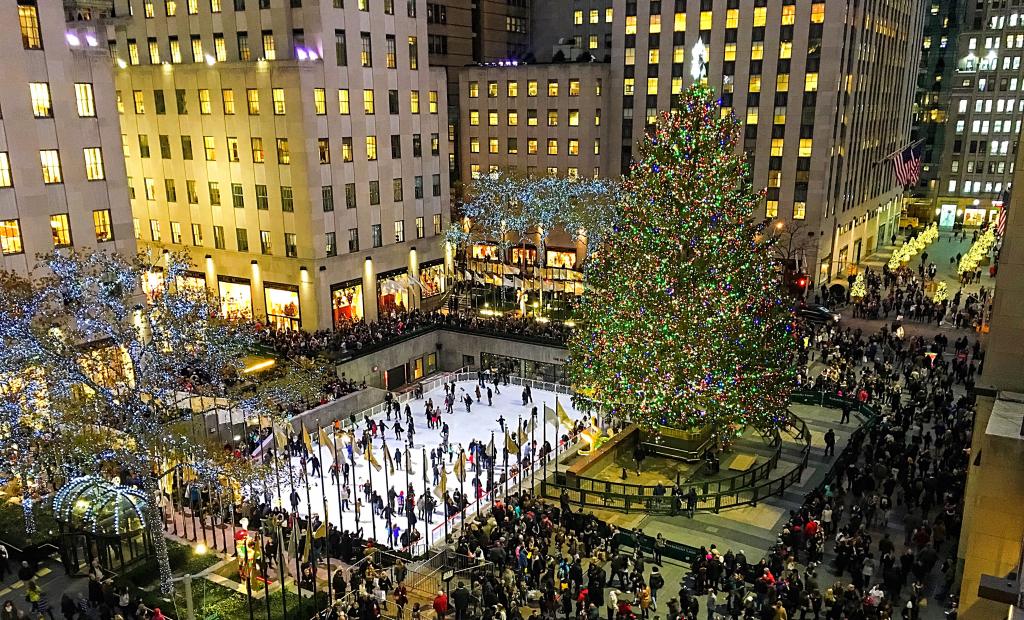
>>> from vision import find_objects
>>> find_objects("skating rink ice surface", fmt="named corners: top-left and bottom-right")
top-left (263, 378), bottom-right (580, 549)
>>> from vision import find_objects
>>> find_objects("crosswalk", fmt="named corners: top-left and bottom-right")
top-left (0, 566), bottom-right (53, 598)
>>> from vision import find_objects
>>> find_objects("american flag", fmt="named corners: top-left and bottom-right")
top-left (891, 142), bottom-right (923, 189)
top-left (996, 188), bottom-right (1011, 237)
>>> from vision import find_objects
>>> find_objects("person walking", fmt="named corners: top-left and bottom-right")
top-left (25, 581), bottom-right (54, 620)
top-left (824, 429), bottom-right (836, 457)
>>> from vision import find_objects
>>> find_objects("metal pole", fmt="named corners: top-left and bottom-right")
top-left (316, 425), bottom-right (333, 604)
top-left (530, 410), bottom-right (537, 490)
top-left (383, 439), bottom-right (392, 547)
top-left (421, 447), bottom-right (429, 544)
top-left (183, 573), bottom-right (195, 620)
top-left (517, 415), bottom-right (523, 496)
top-left (300, 453), bottom-right (318, 607)
top-left (243, 533), bottom-right (255, 620)
top-left (259, 527), bottom-right (272, 620)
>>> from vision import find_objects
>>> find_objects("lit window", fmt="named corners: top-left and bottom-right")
top-left (0, 220), bottom-right (23, 255)
top-left (469, 110), bottom-right (479, 126)
top-left (30, 83), bottom-right (52, 117)
top-left (751, 42), bottom-right (764, 60)
top-left (776, 74), bottom-right (790, 92)
top-left (805, 73), bottom-right (819, 92)
top-left (507, 81), bottom-right (518, 97)
top-left (272, 88), bottom-right (286, 114)
top-left (749, 76), bottom-right (761, 93)
top-left (469, 138), bottom-right (479, 153)
top-left (314, 88), bottom-right (326, 114)
top-left (19, 5), bottom-right (42, 50)
top-left (625, 15), bottom-right (637, 34)
top-left (770, 139), bottom-right (784, 157)
top-left (488, 81), bottom-right (498, 97)
top-left (700, 11), bottom-right (712, 29)
top-left (199, 89), bottom-right (211, 114)
top-left (527, 80), bottom-right (538, 96)
top-left (83, 147), bottom-right (105, 180)
top-left (779, 41), bottom-right (792, 59)
top-left (488, 138), bottom-right (498, 154)
top-left (488, 110), bottom-right (498, 125)
top-left (746, 108), bottom-right (758, 125)
top-left (548, 80), bottom-right (559, 97)
top-left (573, 10), bottom-right (583, 24)
top-left (724, 43), bottom-right (737, 62)
top-left (0, 153), bottom-right (11, 187)
top-left (203, 136), bottom-right (216, 161)
top-left (569, 110), bottom-right (579, 126)
top-left (798, 139), bottom-right (813, 158)
top-left (363, 89), bottom-right (375, 114)
top-left (793, 202), bottom-right (806, 220)
top-left (753, 7), bottom-right (767, 27)
top-left (75, 83), bottom-right (96, 117)
top-left (811, 3), bottom-right (825, 23)
top-left (410, 90), bottom-right (420, 113)
top-left (222, 88), bottom-right (235, 114)
top-left (40, 150), bottom-right (62, 184)
top-left (277, 138), bottom-right (290, 164)
top-left (527, 139), bottom-right (538, 154)
top-left (568, 139), bottom-right (579, 156)
top-left (547, 139), bottom-right (558, 155)
top-left (647, 77), bottom-right (659, 95)
top-left (263, 31), bottom-right (276, 60)
top-left (366, 136), bottom-right (377, 160)
top-left (528, 109), bottom-right (538, 126)
top-left (251, 137), bottom-right (265, 163)
top-left (468, 81), bottom-right (479, 98)
top-left (93, 209), bottom-right (113, 242)
top-left (569, 80), bottom-right (580, 96)
top-left (247, 89), bottom-right (260, 114)
top-left (338, 89), bottom-right (350, 114)
top-left (508, 110), bottom-right (518, 126)
top-left (765, 201), bottom-right (779, 218)
top-left (649, 14), bottom-right (661, 33)
top-left (781, 5), bottom-right (796, 25)
top-left (547, 110), bottom-right (558, 126)
top-left (429, 90), bottom-right (438, 113)
top-left (50, 214), bottom-right (72, 247)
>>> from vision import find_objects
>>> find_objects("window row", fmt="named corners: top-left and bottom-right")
top-left (468, 108), bottom-right (600, 127)
top-left (622, 4), bottom-right (824, 35)
top-left (468, 138), bottom-right (600, 157)
top-left (320, 175), bottom-right (444, 212)
top-left (136, 217), bottom-right (299, 257)
top-left (0, 148), bottom-right (106, 187)
top-left (324, 214), bottom-right (443, 257)
top-left (126, 132), bottom-right (441, 164)
top-left (23, 82), bottom-right (98, 119)
top-left (468, 78), bottom-right (601, 99)
top-left (138, 0), bottom-right (417, 19)
top-left (118, 29), bottom-right (419, 70)
top-left (119, 87), bottom-right (439, 117)
top-left (0, 210), bottom-right (114, 256)
top-left (469, 164), bottom-right (598, 180)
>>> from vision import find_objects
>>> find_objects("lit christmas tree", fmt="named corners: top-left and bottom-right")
top-left (567, 86), bottom-right (796, 434)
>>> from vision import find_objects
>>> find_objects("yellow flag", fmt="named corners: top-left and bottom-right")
top-left (365, 441), bottom-right (382, 472)
top-left (383, 444), bottom-right (395, 475)
top-left (313, 519), bottom-right (327, 539)
top-left (302, 425), bottom-right (313, 454)
top-left (505, 428), bottom-right (519, 455)
top-left (453, 450), bottom-right (467, 483)
top-left (556, 397), bottom-right (573, 429)
top-left (433, 466), bottom-right (447, 499)
top-left (302, 525), bottom-right (311, 563)
top-left (319, 427), bottom-right (336, 462)
top-left (274, 425), bottom-right (289, 452)
top-left (544, 403), bottom-right (558, 429)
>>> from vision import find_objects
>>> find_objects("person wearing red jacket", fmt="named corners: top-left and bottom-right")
top-left (433, 590), bottom-right (450, 619)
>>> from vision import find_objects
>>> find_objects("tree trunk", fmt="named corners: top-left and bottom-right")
top-left (20, 469), bottom-right (36, 536)
top-left (143, 476), bottom-right (174, 594)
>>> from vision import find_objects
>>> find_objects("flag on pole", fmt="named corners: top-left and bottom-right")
top-left (891, 142), bottom-right (923, 188)
top-left (302, 425), bottom-right (313, 454)
top-left (486, 435), bottom-right (497, 460)
top-left (301, 524), bottom-right (311, 563)
top-left (544, 403), bottom-right (558, 429)
top-left (274, 425), bottom-right (289, 453)
top-left (434, 466), bottom-right (447, 499)
top-left (555, 397), bottom-right (573, 429)
top-left (319, 427), bottom-right (334, 459)
top-left (505, 427), bottom-right (520, 454)
top-left (368, 440), bottom-right (385, 469)
top-left (405, 449), bottom-right (415, 476)
top-left (313, 519), bottom-right (327, 539)
top-left (383, 444), bottom-right (395, 475)
top-left (453, 450), bottom-right (468, 483)
top-left (286, 517), bottom-right (299, 559)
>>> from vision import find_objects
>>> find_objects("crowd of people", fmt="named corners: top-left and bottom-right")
top-left (255, 310), bottom-right (570, 362)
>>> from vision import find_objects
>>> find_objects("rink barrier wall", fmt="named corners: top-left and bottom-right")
top-left (541, 408), bottom-right (813, 515)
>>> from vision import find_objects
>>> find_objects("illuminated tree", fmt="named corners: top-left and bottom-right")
top-left (567, 86), bottom-right (796, 433)
top-left (0, 250), bottom-right (323, 592)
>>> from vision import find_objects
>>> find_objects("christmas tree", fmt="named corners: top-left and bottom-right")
top-left (567, 86), bottom-right (796, 433)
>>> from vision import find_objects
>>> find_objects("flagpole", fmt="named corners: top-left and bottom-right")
top-left (316, 425), bottom-right (334, 604)
top-left (530, 409), bottom-right (537, 491)
top-left (542, 405), bottom-right (548, 493)
top-left (299, 442), bottom-right (319, 607)
top-left (458, 448), bottom-right (466, 525)
top-left (269, 429), bottom-right (289, 620)
top-left (285, 453), bottom-right (303, 619)
top-left (404, 448), bottom-right (413, 549)
top-left (383, 439), bottom-right (392, 547)
top-left (517, 414), bottom-right (523, 496)
top-left (474, 443), bottom-right (482, 517)
top-left (367, 437), bottom-right (378, 543)
top-left (330, 426), bottom-right (344, 554)
top-left (421, 447), bottom-right (429, 546)
top-left (348, 431), bottom-right (360, 541)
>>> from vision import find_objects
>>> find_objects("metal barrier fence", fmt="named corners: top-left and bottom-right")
top-left (541, 410), bottom-right (812, 515)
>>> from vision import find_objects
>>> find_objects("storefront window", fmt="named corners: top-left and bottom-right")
top-left (331, 281), bottom-right (364, 327)
top-left (377, 270), bottom-right (410, 315)
top-left (510, 247), bottom-right (537, 265)
top-left (264, 283), bottom-right (301, 330)
top-left (175, 272), bottom-right (207, 298)
top-left (426, 352), bottom-right (437, 374)
top-left (142, 269), bottom-right (164, 303)
top-left (546, 249), bottom-right (577, 269)
top-left (963, 208), bottom-right (988, 228)
top-left (218, 277), bottom-right (253, 320)
top-left (472, 243), bottom-right (501, 260)
top-left (413, 357), bottom-right (424, 380)
top-left (420, 261), bottom-right (447, 299)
